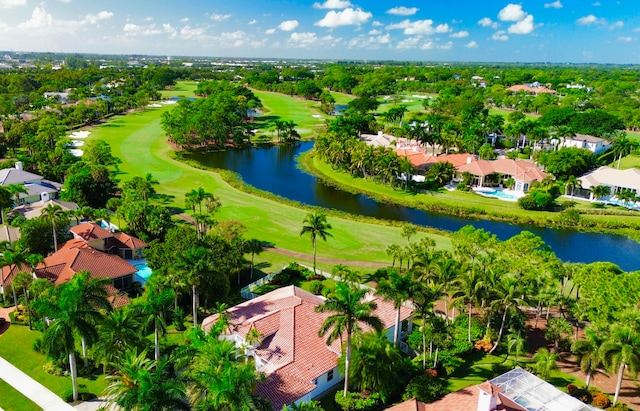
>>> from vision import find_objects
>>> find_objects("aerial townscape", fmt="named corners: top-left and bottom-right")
top-left (1, 1), bottom-right (640, 411)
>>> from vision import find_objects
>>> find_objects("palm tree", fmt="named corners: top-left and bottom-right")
top-left (12, 270), bottom-right (34, 329)
top-left (411, 281), bottom-right (444, 369)
top-left (610, 132), bottom-right (639, 169)
top-left (564, 175), bottom-right (580, 201)
top-left (139, 287), bottom-right (175, 361)
top-left (104, 348), bottom-right (188, 411)
top-left (0, 186), bottom-right (13, 242)
top-left (32, 274), bottom-right (106, 401)
top-left (507, 330), bottom-right (527, 367)
top-left (316, 282), bottom-right (383, 396)
top-left (545, 317), bottom-right (573, 353)
top-left (488, 277), bottom-right (526, 354)
top-left (300, 212), bottom-right (333, 275)
top-left (591, 185), bottom-right (611, 201)
top-left (451, 269), bottom-right (481, 342)
top-left (176, 246), bottom-right (213, 328)
top-left (571, 327), bottom-right (603, 388)
top-left (244, 239), bottom-right (264, 280)
top-left (39, 203), bottom-right (66, 252)
top-left (287, 401), bottom-right (324, 411)
top-left (599, 324), bottom-right (640, 405)
top-left (375, 268), bottom-right (413, 345)
top-left (92, 307), bottom-right (144, 373)
top-left (5, 183), bottom-right (27, 207)
top-left (532, 348), bottom-right (559, 380)
top-left (0, 242), bottom-right (31, 305)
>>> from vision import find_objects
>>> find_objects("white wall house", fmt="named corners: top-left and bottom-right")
top-left (201, 285), bottom-right (413, 410)
top-left (561, 134), bottom-right (611, 155)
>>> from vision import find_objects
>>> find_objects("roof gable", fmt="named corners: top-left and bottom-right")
top-left (70, 222), bottom-right (113, 241)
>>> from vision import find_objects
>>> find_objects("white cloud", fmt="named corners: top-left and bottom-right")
top-left (368, 29), bottom-right (381, 35)
top-left (179, 25), bottom-right (208, 40)
top-left (492, 30), bottom-right (509, 41)
top-left (18, 7), bottom-right (53, 29)
top-left (289, 32), bottom-right (318, 47)
top-left (508, 15), bottom-right (534, 34)
top-left (618, 36), bottom-right (634, 42)
top-left (210, 13), bottom-right (232, 22)
top-left (478, 17), bottom-right (498, 29)
top-left (180, 17), bottom-right (189, 23)
top-left (592, 1), bottom-right (600, 5)
top-left (278, 20), bottom-right (299, 31)
top-left (544, 1), bottom-right (563, 9)
top-left (450, 30), bottom-right (469, 38)
top-left (576, 15), bottom-right (605, 25)
top-left (347, 33), bottom-right (390, 49)
top-left (163, 23), bottom-right (177, 39)
top-left (248, 19), bottom-right (257, 25)
top-left (609, 21), bottom-right (623, 30)
top-left (17, 7), bottom-right (113, 31)
top-left (498, 4), bottom-right (526, 22)
top-left (265, 28), bottom-right (276, 35)
top-left (144, 17), bottom-right (153, 22)
top-left (313, 0), bottom-right (351, 9)
top-left (315, 8), bottom-right (372, 28)
top-left (0, 0), bottom-right (26, 8)
top-left (84, 11), bottom-right (114, 24)
top-left (465, 40), bottom-right (478, 48)
top-left (386, 6), bottom-right (418, 16)
top-left (372, 21), bottom-right (383, 27)
top-left (396, 36), bottom-right (421, 49)
top-left (438, 41), bottom-right (452, 50)
top-left (122, 23), bottom-right (163, 36)
top-left (58, 0), bottom-right (71, 3)
top-left (387, 19), bottom-right (450, 35)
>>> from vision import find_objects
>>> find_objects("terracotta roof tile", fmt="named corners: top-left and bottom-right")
top-left (112, 232), bottom-right (148, 249)
top-left (70, 222), bottom-right (113, 241)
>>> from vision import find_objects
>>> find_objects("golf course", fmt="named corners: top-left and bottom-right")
top-left (87, 82), bottom-right (451, 274)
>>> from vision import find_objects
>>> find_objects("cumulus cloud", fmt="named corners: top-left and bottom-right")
top-left (210, 13), bottom-right (232, 22)
top-left (508, 14), bottom-right (534, 34)
top-left (387, 19), bottom-right (450, 35)
top-left (478, 17), bottom-right (498, 29)
top-left (0, 0), bottom-right (26, 8)
top-left (347, 33), bottom-right (390, 49)
top-left (144, 17), bottom-right (153, 22)
top-left (368, 29), bottom-right (381, 35)
top-left (609, 21), bottom-right (623, 29)
top-left (248, 19), bottom-right (257, 25)
top-left (315, 8), bottom-right (372, 27)
top-left (18, 7), bottom-right (53, 29)
top-left (17, 7), bottom-right (113, 31)
top-left (265, 28), bottom-right (276, 34)
top-left (289, 32), bottom-right (318, 47)
top-left (618, 36), bottom-right (633, 42)
top-left (544, 1), bottom-right (563, 9)
top-left (278, 20), bottom-right (299, 31)
top-left (386, 6), bottom-right (418, 16)
top-left (180, 17), bottom-right (189, 23)
top-left (576, 15), bottom-right (605, 25)
top-left (438, 41), bottom-right (452, 50)
top-left (465, 40), bottom-right (478, 48)
top-left (313, 0), bottom-right (351, 9)
top-left (498, 4), bottom-right (526, 22)
top-left (372, 21), bottom-right (383, 27)
top-left (450, 30), bottom-right (469, 38)
top-left (492, 30), bottom-right (508, 41)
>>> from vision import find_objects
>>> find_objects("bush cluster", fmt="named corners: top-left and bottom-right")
top-left (334, 391), bottom-right (384, 411)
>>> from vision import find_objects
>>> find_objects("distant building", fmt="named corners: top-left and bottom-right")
top-left (560, 134), bottom-right (611, 155)
top-left (507, 83), bottom-right (556, 95)
top-left (0, 162), bottom-right (62, 205)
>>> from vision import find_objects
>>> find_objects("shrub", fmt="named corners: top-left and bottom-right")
top-left (591, 392), bottom-right (611, 409)
top-left (32, 338), bottom-right (43, 353)
top-left (403, 372), bottom-right (449, 403)
top-left (334, 391), bottom-right (383, 411)
top-left (606, 403), bottom-right (633, 411)
top-left (309, 280), bottom-right (325, 295)
top-left (62, 384), bottom-right (96, 402)
top-left (474, 339), bottom-right (492, 352)
top-left (172, 306), bottom-right (187, 331)
top-left (42, 361), bottom-right (66, 377)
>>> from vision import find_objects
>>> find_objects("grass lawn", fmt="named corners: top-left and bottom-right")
top-left (159, 81), bottom-right (199, 99)
top-left (627, 130), bottom-right (640, 141)
top-left (489, 107), bottom-right (540, 122)
top-left (613, 153), bottom-right (640, 169)
top-left (0, 379), bottom-right (41, 411)
top-left (251, 90), bottom-right (328, 139)
top-left (0, 324), bottom-right (107, 400)
top-left (89, 93), bottom-right (453, 267)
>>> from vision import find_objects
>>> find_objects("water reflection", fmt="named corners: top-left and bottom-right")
top-left (186, 142), bottom-right (640, 271)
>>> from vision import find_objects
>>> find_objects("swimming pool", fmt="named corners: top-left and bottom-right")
top-left (134, 263), bottom-right (153, 284)
top-left (475, 189), bottom-right (520, 201)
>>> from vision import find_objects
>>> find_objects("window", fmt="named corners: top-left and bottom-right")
top-left (312, 378), bottom-right (318, 385)
top-left (327, 370), bottom-right (334, 381)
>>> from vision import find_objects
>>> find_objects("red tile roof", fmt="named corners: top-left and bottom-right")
top-left (202, 285), bottom-right (413, 410)
top-left (112, 232), bottom-right (148, 249)
top-left (506, 84), bottom-right (556, 94)
top-left (456, 159), bottom-right (547, 183)
top-left (386, 385), bottom-right (526, 411)
top-left (0, 263), bottom-right (33, 287)
top-left (70, 222), bottom-right (113, 241)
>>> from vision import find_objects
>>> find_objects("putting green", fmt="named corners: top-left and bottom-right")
top-left (88, 102), bottom-right (451, 266)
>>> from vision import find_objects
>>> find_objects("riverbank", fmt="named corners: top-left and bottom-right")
top-left (301, 149), bottom-right (640, 243)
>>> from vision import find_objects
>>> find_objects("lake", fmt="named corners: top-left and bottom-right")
top-left (187, 142), bottom-right (640, 271)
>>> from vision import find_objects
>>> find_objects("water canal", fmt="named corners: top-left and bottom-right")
top-left (187, 142), bottom-right (640, 271)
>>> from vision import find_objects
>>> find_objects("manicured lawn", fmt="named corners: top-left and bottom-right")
top-left (489, 107), bottom-right (540, 122)
top-left (252, 90), bottom-right (328, 139)
top-left (627, 130), bottom-right (640, 141)
top-left (88, 94), bottom-right (453, 267)
top-left (0, 379), bottom-right (41, 411)
top-left (159, 81), bottom-right (199, 99)
top-left (0, 324), bottom-right (107, 400)
top-left (614, 154), bottom-right (640, 169)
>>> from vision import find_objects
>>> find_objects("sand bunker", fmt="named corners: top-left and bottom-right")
top-left (69, 131), bottom-right (90, 139)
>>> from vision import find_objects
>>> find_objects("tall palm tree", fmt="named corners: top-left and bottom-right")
top-left (0, 186), bottom-right (13, 242)
top-left (0, 242), bottom-right (31, 305)
top-left (244, 239), bottom-right (264, 280)
top-left (375, 268), bottom-right (413, 345)
top-left (139, 287), bottom-right (175, 361)
top-left (316, 282), bottom-right (382, 396)
top-left (545, 317), bottom-right (573, 353)
top-left (571, 327), bottom-right (603, 388)
top-left (300, 212), bottom-right (333, 275)
top-left (488, 277), bottom-right (526, 354)
top-left (175, 246), bottom-right (213, 328)
top-left (532, 348), bottom-right (559, 380)
top-left (507, 330), bottom-right (527, 367)
top-left (451, 268), bottom-right (481, 342)
top-left (610, 132), bottom-right (639, 169)
top-left (32, 274), bottom-right (106, 401)
top-left (39, 203), bottom-right (66, 252)
top-left (92, 307), bottom-right (144, 373)
top-left (411, 280), bottom-right (444, 369)
top-left (599, 325), bottom-right (640, 405)
top-left (564, 175), bottom-right (580, 201)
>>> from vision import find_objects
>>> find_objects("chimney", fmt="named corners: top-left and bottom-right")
top-left (378, 131), bottom-right (383, 137)
top-left (477, 382), bottom-right (501, 411)
top-left (15, 161), bottom-right (23, 171)
top-left (466, 156), bottom-right (473, 164)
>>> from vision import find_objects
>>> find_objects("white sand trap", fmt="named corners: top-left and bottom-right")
top-left (162, 100), bottom-right (177, 105)
top-left (69, 149), bottom-right (84, 157)
top-left (312, 114), bottom-right (322, 118)
top-left (148, 103), bottom-right (162, 108)
top-left (70, 140), bottom-right (85, 147)
top-left (401, 99), bottom-right (412, 102)
top-left (69, 130), bottom-right (90, 139)
top-left (412, 95), bottom-right (429, 99)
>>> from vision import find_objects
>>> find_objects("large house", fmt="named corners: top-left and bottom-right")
top-left (201, 285), bottom-right (413, 410)
top-left (578, 166), bottom-right (640, 198)
top-left (0, 222), bottom-right (147, 306)
top-left (387, 368), bottom-right (599, 411)
top-left (456, 158), bottom-right (548, 193)
top-left (0, 162), bottom-right (62, 205)
top-left (560, 134), bottom-right (611, 155)
top-left (506, 83), bottom-right (557, 95)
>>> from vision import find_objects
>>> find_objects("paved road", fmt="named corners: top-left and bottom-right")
top-left (0, 356), bottom-right (75, 410)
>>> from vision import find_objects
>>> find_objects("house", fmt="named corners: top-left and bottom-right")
top-left (560, 134), bottom-right (611, 155)
top-left (0, 162), bottom-right (62, 205)
top-left (506, 83), bottom-right (557, 95)
top-left (578, 166), bottom-right (640, 198)
top-left (387, 368), bottom-right (599, 411)
top-left (201, 285), bottom-right (413, 410)
top-left (456, 158), bottom-right (548, 193)
top-left (12, 199), bottom-right (79, 221)
top-left (70, 222), bottom-right (147, 260)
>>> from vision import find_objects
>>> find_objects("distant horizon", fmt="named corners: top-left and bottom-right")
top-left (1, 1), bottom-right (638, 64)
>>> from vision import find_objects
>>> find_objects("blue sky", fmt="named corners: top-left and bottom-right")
top-left (1, 0), bottom-right (639, 63)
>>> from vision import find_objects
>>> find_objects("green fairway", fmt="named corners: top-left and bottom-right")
top-left (489, 107), bottom-right (539, 122)
top-left (88, 96), bottom-right (452, 266)
top-left (159, 81), bottom-right (199, 98)
top-left (615, 154), bottom-right (640, 169)
top-left (252, 90), bottom-right (328, 139)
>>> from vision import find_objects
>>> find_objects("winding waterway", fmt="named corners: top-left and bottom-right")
top-left (187, 142), bottom-right (640, 271)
